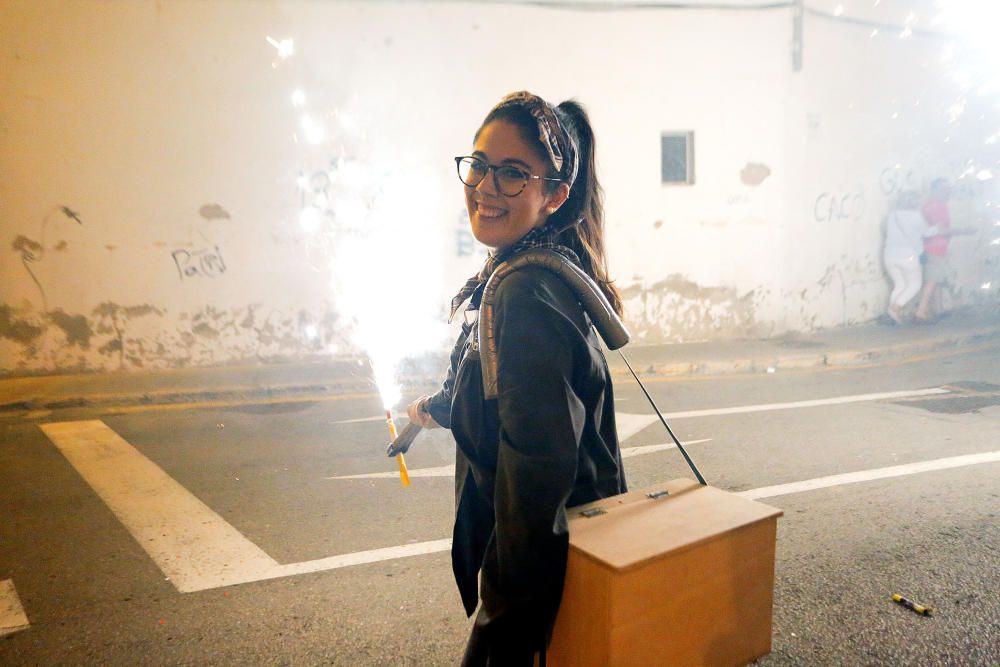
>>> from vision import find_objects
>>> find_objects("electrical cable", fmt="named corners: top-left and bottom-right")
top-left (805, 6), bottom-right (953, 41)
top-left (420, 0), bottom-right (793, 11)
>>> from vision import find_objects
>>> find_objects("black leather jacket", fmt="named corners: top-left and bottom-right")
top-left (426, 265), bottom-right (627, 665)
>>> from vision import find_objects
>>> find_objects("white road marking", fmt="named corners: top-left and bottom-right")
top-left (315, 450), bottom-right (1000, 576)
top-left (331, 411), bottom-right (662, 435)
top-left (40, 420), bottom-right (454, 592)
top-left (329, 464), bottom-right (456, 480)
top-left (323, 387), bottom-right (950, 481)
top-left (328, 388), bottom-right (947, 432)
top-left (1, 579), bottom-right (30, 637)
top-left (739, 450), bottom-right (1000, 500)
top-left (40, 421), bottom-right (280, 593)
top-left (663, 387), bottom-right (949, 420)
top-left (272, 538), bottom-right (454, 577)
top-left (615, 412), bottom-right (660, 442)
top-left (326, 438), bottom-right (714, 480)
top-left (620, 439), bottom-right (711, 458)
top-left (38, 394), bottom-right (994, 594)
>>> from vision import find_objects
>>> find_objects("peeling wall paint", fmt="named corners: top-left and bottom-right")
top-left (0, 301), bottom-right (345, 375)
top-left (2, 1), bottom-right (998, 375)
top-left (47, 309), bottom-right (91, 348)
top-left (0, 304), bottom-right (44, 345)
top-left (740, 163), bottom-right (772, 186)
top-left (621, 276), bottom-right (765, 343)
top-left (198, 204), bottom-right (231, 220)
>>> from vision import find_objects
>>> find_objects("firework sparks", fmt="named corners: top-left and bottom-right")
top-left (270, 34), bottom-right (449, 484)
top-left (266, 36), bottom-right (294, 59)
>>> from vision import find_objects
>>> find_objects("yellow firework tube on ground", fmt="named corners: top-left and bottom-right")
top-left (892, 593), bottom-right (933, 616)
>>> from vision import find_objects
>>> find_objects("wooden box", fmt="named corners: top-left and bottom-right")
top-left (548, 479), bottom-right (783, 667)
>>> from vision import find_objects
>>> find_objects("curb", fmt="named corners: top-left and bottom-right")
top-left (3, 327), bottom-right (998, 414)
top-left (627, 327), bottom-right (1000, 379)
top-left (0, 381), bottom-right (383, 413)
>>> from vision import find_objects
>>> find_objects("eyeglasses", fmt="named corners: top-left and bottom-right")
top-left (454, 156), bottom-right (562, 197)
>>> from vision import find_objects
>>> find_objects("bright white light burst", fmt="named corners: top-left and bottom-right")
top-left (299, 206), bottom-right (322, 232)
top-left (300, 115), bottom-right (326, 144)
top-left (935, 2), bottom-right (1000, 90)
top-left (266, 36), bottom-right (294, 59)
top-left (947, 100), bottom-right (965, 123)
top-left (328, 163), bottom-right (448, 412)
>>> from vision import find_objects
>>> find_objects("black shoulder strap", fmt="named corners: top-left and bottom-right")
top-left (477, 248), bottom-right (707, 486)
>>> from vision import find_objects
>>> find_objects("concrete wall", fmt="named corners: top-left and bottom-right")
top-left (781, 3), bottom-right (999, 333)
top-left (2, 0), bottom-right (997, 374)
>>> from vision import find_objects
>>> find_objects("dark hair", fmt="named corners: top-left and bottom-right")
top-left (476, 100), bottom-right (624, 316)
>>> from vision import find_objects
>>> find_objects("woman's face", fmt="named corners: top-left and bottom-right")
top-left (464, 120), bottom-right (566, 251)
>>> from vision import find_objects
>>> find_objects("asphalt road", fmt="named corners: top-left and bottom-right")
top-left (1, 342), bottom-right (998, 665)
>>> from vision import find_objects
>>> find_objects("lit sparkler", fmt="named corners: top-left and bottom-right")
top-left (384, 409), bottom-right (410, 486)
top-left (269, 34), bottom-right (449, 485)
top-left (300, 114), bottom-right (326, 145)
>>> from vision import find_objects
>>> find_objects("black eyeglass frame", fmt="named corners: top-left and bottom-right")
top-left (454, 155), bottom-right (563, 197)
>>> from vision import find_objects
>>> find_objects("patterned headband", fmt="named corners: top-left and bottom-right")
top-left (491, 91), bottom-right (579, 189)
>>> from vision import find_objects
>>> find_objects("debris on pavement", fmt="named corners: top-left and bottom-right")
top-left (892, 593), bottom-right (934, 616)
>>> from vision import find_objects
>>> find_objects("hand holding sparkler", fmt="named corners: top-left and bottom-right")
top-left (406, 395), bottom-right (441, 429)
top-left (387, 398), bottom-right (437, 457)
top-left (387, 421), bottom-right (422, 457)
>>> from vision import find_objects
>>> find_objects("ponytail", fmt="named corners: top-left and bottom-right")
top-left (551, 101), bottom-right (623, 317)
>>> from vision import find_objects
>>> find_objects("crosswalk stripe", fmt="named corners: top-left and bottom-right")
top-left (40, 420), bottom-right (280, 593)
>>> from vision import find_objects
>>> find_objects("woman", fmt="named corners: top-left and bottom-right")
top-left (883, 190), bottom-right (936, 324)
top-left (407, 91), bottom-right (627, 665)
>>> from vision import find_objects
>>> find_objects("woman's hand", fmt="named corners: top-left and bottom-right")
top-left (407, 396), bottom-right (440, 429)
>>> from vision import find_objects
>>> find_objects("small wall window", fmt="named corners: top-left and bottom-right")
top-left (661, 131), bottom-right (695, 185)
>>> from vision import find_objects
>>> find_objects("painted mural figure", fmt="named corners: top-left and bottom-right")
top-left (914, 178), bottom-right (976, 323)
top-left (882, 190), bottom-right (935, 324)
top-left (405, 92), bottom-right (627, 665)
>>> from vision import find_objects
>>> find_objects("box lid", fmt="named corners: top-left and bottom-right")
top-left (567, 479), bottom-right (783, 572)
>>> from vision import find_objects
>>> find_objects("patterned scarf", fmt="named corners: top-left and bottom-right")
top-left (449, 224), bottom-right (580, 322)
